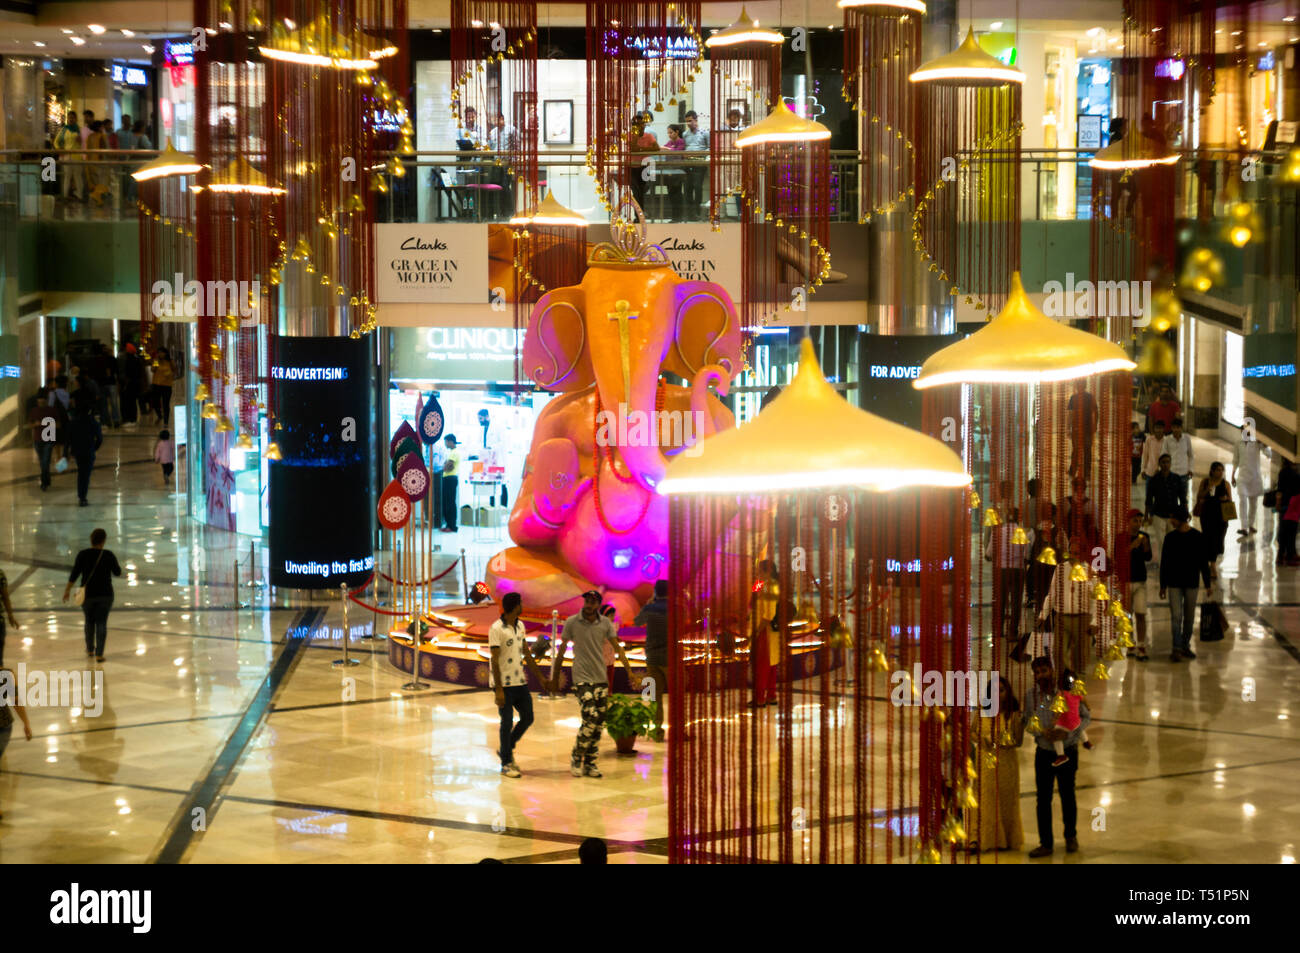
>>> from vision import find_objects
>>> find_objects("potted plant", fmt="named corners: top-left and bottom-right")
top-left (605, 694), bottom-right (654, 754)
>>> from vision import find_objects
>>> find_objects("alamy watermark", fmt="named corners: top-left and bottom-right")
top-left (0, 664), bottom-right (104, 717)
top-left (594, 402), bottom-right (707, 458)
top-left (150, 273), bottom-right (260, 323)
top-left (1042, 274), bottom-right (1152, 327)
top-left (889, 665), bottom-right (1000, 717)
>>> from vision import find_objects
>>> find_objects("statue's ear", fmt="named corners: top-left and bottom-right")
top-left (522, 287), bottom-right (595, 392)
top-left (661, 281), bottom-right (742, 384)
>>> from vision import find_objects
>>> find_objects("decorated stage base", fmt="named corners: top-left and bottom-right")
top-left (385, 602), bottom-right (846, 692)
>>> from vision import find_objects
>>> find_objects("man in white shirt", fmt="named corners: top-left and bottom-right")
top-left (489, 591), bottom-right (553, 778)
top-left (985, 514), bottom-right (1028, 642)
top-left (1037, 538), bottom-right (1102, 675)
top-left (1162, 417), bottom-right (1193, 506)
top-left (1140, 419), bottom-right (1167, 480)
top-left (682, 110), bottom-right (709, 221)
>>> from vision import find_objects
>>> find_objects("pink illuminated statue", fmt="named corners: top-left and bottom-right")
top-left (486, 196), bottom-right (741, 620)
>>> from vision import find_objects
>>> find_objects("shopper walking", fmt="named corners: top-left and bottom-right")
top-left (1231, 431), bottom-right (1265, 537)
top-left (26, 384), bottom-right (57, 490)
top-left (986, 510), bottom-right (1029, 643)
top-left (67, 393), bottom-right (103, 506)
top-left (1125, 509), bottom-right (1153, 660)
top-left (1159, 506), bottom-right (1214, 662)
top-left (1163, 418), bottom-right (1194, 506)
top-left (0, 567), bottom-right (19, 667)
top-left (969, 677), bottom-right (1024, 853)
top-left (489, 592), bottom-right (552, 778)
top-left (151, 347), bottom-right (176, 424)
top-left (0, 667), bottom-right (33, 821)
top-left (440, 434), bottom-right (460, 532)
top-left (154, 429), bottom-right (175, 486)
top-left (62, 528), bottom-right (122, 663)
top-left (1146, 384), bottom-right (1182, 435)
top-left (555, 590), bottom-right (634, 779)
top-left (1194, 461), bottom-right (1232, 575)
top-left (1036, 538), bottom-right (1100, 675)
top-left (55, 114), bottom-right (84, 202)
top-left (1025, 656), bottom-right (1090, 858)
top-left (1145, 453), bottom-right (1181, 568)
top-left (1275, 458), bottom-right (1300, 566)
top-left (634, 580), bottom-right (669, 741)
top-left (1140, 419), bottom-right (1167, 481)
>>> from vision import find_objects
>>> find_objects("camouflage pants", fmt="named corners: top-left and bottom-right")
top-left (571, 683), bottom-right (609, 766)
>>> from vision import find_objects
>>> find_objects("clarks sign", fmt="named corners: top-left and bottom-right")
top-left (644, 225), bottom-right (740, 287)
top-left (376, 224), bottom-right (486, 303)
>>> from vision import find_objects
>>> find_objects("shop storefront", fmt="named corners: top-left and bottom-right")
top-left (387, 326), bottom-right (553, 529)
top-left (157, 39), bottom-right (196, 151)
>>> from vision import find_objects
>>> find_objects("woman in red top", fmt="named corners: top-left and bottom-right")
top-left (626, 113), bottom-right (659, 212)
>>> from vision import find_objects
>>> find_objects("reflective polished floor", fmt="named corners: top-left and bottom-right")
top-left (0, 430), bottom-right (1297, 863)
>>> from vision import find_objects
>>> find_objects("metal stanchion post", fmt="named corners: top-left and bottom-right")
top-left (543, 608), bottom-right (560, 700)
top-left (460, 548), bottom-right (468, 601)
top-left (233, 558), bottom-right (240, 610)
top-left (333, 582), bottom-right (360, 668)
top-left (361, 573), bottom-right (385, 642)
top-left (401, 570), bottom-right (429, 691)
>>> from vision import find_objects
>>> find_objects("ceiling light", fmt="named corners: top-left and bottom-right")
top-left (143, 44), bottom-right (155, 53)
top-left (61, 28), bottom-right (73, 34)
top-left (706, 7), bottom-right (784, 47)
top-left (121, 29), bottom-right (135, 37)
top-left (34, 40), bottom-right (45, 47)
top-left (1087, 27), bottom-right (1103, 37)
top-left (1231, 30), bottom-right (1242, 36)
top-left (1260, 42), bottom-right (1269, 47)
top-left (913, 273), bottom-right (1136, 388)
top-left (911, 29), bottom-right (1026, 86)
top-left (735, 98), bottom-right (832, 146)
top-left (990, 21), bottom-right (1003, 30)
top-left (132, 138), bottom-right (203, 181)
top-left (88, 24), bottom-right (106, 34)
top-left (70, 37), bottom-right (86, 46)
top-left (509, 190), bottom-right (587, 227)
top-left (1287, 16), bottom-right (1297, 23)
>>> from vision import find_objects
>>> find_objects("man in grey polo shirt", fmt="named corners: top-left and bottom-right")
top-left (555, 590), bottom-right (634, 778)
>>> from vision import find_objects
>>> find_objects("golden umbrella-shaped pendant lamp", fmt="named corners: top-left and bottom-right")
top-left (913, 272), bottom-right (1136, 388)
top-left (131, 138), bottom-right (203, 181)
top-left (1088, 134), bottom-right (1178, 171)
top-left (661, 338), bottom-right (970, 493)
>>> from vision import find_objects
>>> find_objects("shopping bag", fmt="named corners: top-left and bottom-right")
top-left (1221, 499), bottom-right (1238, 522)
top-left (1199, 601), bottom-right (1225, 642)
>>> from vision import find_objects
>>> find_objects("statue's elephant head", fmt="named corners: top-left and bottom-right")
top-left (522, 260), bottom-right (742, 492)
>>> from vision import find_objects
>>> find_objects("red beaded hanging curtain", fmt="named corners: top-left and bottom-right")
top-left (841, 1), bottom-right (923, 225)
top-left (262, 0), bottom-right (406, 342)
top-left (136, 178), bottom-right (196, 362)
top-left (706, 13), bottom-right (781, 227)
top-left (737, 136), bottom-right (832, 337)
top-left (911, 42), bottom-right (1022, 314)
top-left (666, 484), bottom-right (971, 863)
top-left (449, 1), bottom-right (538, 209)
top-left (509, 217), bottom-right (588, 392)
top-left (193, 1), bottom-right (279, 436)
top-left (586, 1), bottom-right (703, 214)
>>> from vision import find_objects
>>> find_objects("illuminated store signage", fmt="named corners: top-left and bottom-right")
top-left (602, 31), bottom-right (699, 59)
top-left (372, 108), bottom-right (403, 132)
top-left (1258, 51), bottom-right (1275, 72)
top-left (269, 336), bottom-right (374, 590)
top-left (164, 40), bottom-right (194, 65)
top-left (644, 225), bottom-right (741, 286)
top-left (869, 365), bottom-right (923, 380)
top-left (1244, 363), bottom-right (1296, 378)
top-left (391, 327), bottom-right (521, 382)
top-left (1155, 58), bottom-right (1185, 80)
top-left (112, 65), bottom-right (149, 86)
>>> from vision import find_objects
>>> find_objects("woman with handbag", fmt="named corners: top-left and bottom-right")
top-left (62, 528), bottom-right (122, 662)
top-left (1273, 458), bottom-right (1300, 566)
top-left (1194, 462), bottom-right (1233, 577)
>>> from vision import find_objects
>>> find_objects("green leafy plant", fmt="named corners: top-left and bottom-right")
top-left (605, 694), bottom-right (654, 740)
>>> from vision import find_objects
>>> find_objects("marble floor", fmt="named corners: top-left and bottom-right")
top-left (0, 429), bottom-right (1297, 864)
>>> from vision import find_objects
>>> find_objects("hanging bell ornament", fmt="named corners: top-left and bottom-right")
top-left (1071, 678), bottom-right (1087, 697)
top-left (1105, 643), bottom-right (1125, 662)
top-left (216, 415), bottom-right (235, 434)
top-left (983, 749), bottom-right (998, 774)
top-left (1011, 526), bottom-right (1029, 545)
top-left (248, 7), bottom-right (264, 30)
top-left (1179, 247), bottom-right (1225, 294)
top-left (1037, 546), bottom-right (1057, 566)
top-left (1111, 600), bottom-right (1127, 619)
top-left (868, 644), bottom-right (890, 672)
top-left (983, 508), bottom-right (1001, 528)
top-left (1027, 714), bottom-right (1044, 734)
top-left (965, 756), bottom-right (978, 781)
top-left (1050, 693), bottom-right (1068, 714)
top-left (916, 841), bottom-right (942, 864)
top-left (371, 173), bottom-right (389, 193)
top-left (968, 490), bottom-right (981, 510)
top-left (999, 724), bottom-right (1016, 746)
top-left (1149, 288), bottom-right (1182, 334)
top-left (1070, 563), bottom-right (1089, 583)
top-left (235, 432), bottom-right (254, 450)
top-left (194, 383), bottom-right (210, 402)
top-left (1094, 661), bottom-right (1111, 681)
top-left (1093, 581), bottom-right (1109, 601)
top-left (201, 403), bottom-right (219, 421)
top-left (264, 441), bottom-right (282, 461)
top-left (959, 781), bottom-right (978, 810)
top-left (388, 156), bottom-right (405, 177)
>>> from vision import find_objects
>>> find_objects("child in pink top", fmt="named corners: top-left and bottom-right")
top-left (1051, 670), bottom-right (1093, 766)
top-left (154, 429), bottom-right (175, 486)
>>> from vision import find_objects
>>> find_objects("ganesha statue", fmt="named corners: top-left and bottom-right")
top-left (485, 196), bottom-right (741, 620)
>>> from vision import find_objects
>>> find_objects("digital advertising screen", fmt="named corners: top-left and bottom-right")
top-left (269, 336), bottom-right (375, 590)
top-left (858, 333), bottom-right (961, 431)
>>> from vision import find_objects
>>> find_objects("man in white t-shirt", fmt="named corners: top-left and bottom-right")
top-left (489, 591), bottom-right (553, 778)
